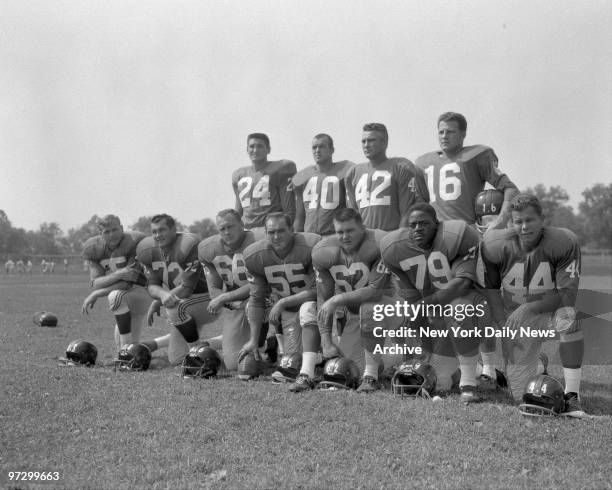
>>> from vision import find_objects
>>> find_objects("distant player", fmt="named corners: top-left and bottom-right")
top-left (345, 123), bottom-right (429, 231)
top-left (289, 209), bottom-right (386, 392)
top-left (26, 260), bottom-right (33, 275)
top-left (4, 259), bottom-right (15, 275)
top-left (137, 214), bottom-right (217, 366)
top-left (15, 260), bottom-right (24, 275)
top-left (292, 134), bottom-right (354, 235)
top-left (81, 215), bottom-right (166, 353)
top-left (238, 213), bottom-right (320, 364)
top-left (360, 204), bottom-right (483, 402)
top-left (416, 113), bottom-right (519, 385)
top-left (198, 209), bottom-right (266, 370)
top-left (232, 133), bottom-right (297, 230)
top-left (481, 194), bottom-right (585, 417)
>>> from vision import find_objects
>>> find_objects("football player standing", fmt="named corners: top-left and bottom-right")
top-left (345, 123), bottom-right (429, 231)
top-left (416, 113), bottom-right (519, 387)
top-left (292, 134), bottom-right (354, 235)
top-left (232, 133), bottom-right (297, 231)
top-left (238, 213), bottom-right (320, 365)
top-left (289, 209), bottom-right (386, 392)
top-left (198, 209), bottom-right (266, 371)
top-left (81, 215), bottom-right (168, 353)
top-left (136, 214), bottom-right (217, 365)
top-left (360, 204), bottom-right (483, 402)
top-left (481, 194), bottom-right (585, 417)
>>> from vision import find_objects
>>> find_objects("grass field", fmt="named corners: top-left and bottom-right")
top-left (1, 267), bottom-right (611, 490)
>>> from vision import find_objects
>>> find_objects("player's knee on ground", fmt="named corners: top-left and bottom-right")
top-left (107, 289), bottom-right (129, 315)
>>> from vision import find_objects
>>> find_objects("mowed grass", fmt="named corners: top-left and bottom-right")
top-left (1, 273), bottom-right (611, 490)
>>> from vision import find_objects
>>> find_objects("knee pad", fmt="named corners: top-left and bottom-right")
top-left (298, 301), bottom-right (317, 327)
top-left (108, 289), bottom-right (129, 315)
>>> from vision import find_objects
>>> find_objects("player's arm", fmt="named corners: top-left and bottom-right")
top-left (232, 177), bottom-right (244, 218)
top-left (344, 170), bottom-right (358, 211)
top-left (398, 162), bottom-right (430, 228)
top-left (280, 173), bottom-right (297, 223)
top-left (293, 189), bottom-right (306, 232)
top-left (239, 271), bottom-right (268, 360)
top-left (478, 151), bottom-right (519, 229)
top-left (87, 261), bottom-right (135, 290)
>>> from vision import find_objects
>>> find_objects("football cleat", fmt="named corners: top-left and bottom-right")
top-left (356, 375), bottom-right (381, 393)
top-left (60, 339), bottom-right (97, 366)
top-left (114, 343), bottom-right (152, 372)
top-left (391, 362), bottom-right (437, 399)
top-left (182, 345), bottom-right (221, 378)
top-left (271, 353), bottom-right (302, 383)
top-left (519, 374), bottom-right (565, 416)
top-left (238, 352), bottom-right (262, 381)
top-left (318, 357), bottom-right (360, 390)
top-left (562, 392), bottom-right (586, 418)
top-left (289, 373), bottom-right (316, 392)
top-left (475, 189), bottom-right (504, 234)
top-left (33, 311), bottom-right (58, 327)
top-left (460, 385), bottom-right (481, 404)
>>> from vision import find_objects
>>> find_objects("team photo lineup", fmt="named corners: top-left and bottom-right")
top-left (61, 112), bottom-right (589, 419)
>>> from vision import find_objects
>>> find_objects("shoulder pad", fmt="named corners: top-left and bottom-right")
top-left (298, 232), bottom-right (322, 249)
top-left (459, 145), bottom-right (494, 161)
top-left (312, 236), bottom-right (342, 267)
top-left (415, 152), bottom-right (440, 167)
top-left (82, 236), bottom-right (103, 260)
top-left (198, 235), bottom-right (223, 262)
top-left (291, 166), bottom-right (316, 187)
top-left (125, 231), bottom-right (147, 245)
top-left (541, 227), bottom-right (579, 255)
top-left (481, 228), bottom-right (515, 262)
top-left (335, 160), bottom-right (356, 178)
top-left (136, 236), bottom-right (158, 265)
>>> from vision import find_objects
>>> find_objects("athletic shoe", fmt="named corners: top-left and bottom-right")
top-left (563, 392), bottom-right (586, 418)
top-left (356, 376), bottom-right (381, 393)
top-left (289, 373), bottom-right (315, 392)
top-left (460, 385), bottom-right (481, 404)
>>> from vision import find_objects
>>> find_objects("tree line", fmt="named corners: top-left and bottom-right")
top-left (1, 183), bottom-right (610, 260)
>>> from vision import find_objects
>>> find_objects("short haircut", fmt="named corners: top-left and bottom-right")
top-left (437, 112), bottom-right (467, 132)
top-left (510, 193), bottom-right (543, 216)
top-left (313, 133), bottom-right (334, 150)
top-left (333, 208), bottom-right (363, 226)
top-left (407, 203), bottom-right (438, 222)
top-left (265, 212), bottom-right (292, 229)
top-left (97, 214), bottom-right (121, 230)
top-left (247, 133), bottom-right (270, 149)
top-left (151, 214), bottom-right (176, 228)
top-left (216, 209), bottom-right (243, 223)
top-left (363, 123), bottom-right (388, 142)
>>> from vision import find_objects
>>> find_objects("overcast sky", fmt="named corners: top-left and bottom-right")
top-left (1, 0), bottom-right (610, 232)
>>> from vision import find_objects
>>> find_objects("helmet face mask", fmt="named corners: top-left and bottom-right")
top-left (391, 362), bottom-right (437, 399)
top-left (182, 346), bottom-right (221, 378)
top-left (60, 340), bottom-right (98, 366)
top-left (318, 357), bottom-right (360, 390)
top-left (519, 374), bottom-right (565, 417)
top-left (114, 343), bottom-right (152, 372)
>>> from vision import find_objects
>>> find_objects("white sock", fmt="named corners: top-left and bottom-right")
top-left (155, 334), bottom-right (170, 349)
top-left (458, 354), bottom-right (479, 388)
top-left (119, 333), bottom-right (132, 348)
top-left (563, 367), bottom-right (582, 395)
top-left (275, 334), bottom-right (285, 355)
top-left (480, 351), bottom-right (497, 378)
top-left (301, 352), bottom-right (317, 378)
top-left (363, 350), bottom-right (380, 380)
